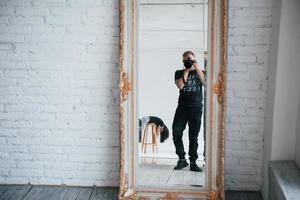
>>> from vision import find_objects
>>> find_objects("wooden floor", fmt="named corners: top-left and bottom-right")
top-left (225, 191), bottom-right (263, 200)
top-left (138, 163), bottom-right (205, 187)
top-left (0, 185), bottom-right (118, 200)
top-left (0, 184), bottom-right (263, 200)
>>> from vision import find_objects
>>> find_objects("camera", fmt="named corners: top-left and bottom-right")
top-left (183, 58), bottom-right (196, 69)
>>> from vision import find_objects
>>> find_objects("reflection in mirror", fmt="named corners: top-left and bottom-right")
top-left (137, 0), bottom-right (208, 188)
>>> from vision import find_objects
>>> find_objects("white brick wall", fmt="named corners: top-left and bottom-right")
top-left (0, 0), bottom-right (119, 186)
top-left (0, 0), bottom-right (273, 190)
top-left (225, 0), bottom-right (272, 191)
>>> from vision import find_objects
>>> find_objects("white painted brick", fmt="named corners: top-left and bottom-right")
top-left (3, 69), bottom-right (29, 78)
top-left (17, 161), bottom-right (46, 169)
top-left (227, 81), bottom-right (261, 90)
top-left (0, 63), bottom-right (29, 70)
top-left (8, 16), bottom-right (44, 25)
top-left (226, 0), bottom-right (272, 191)
top-left (0, 169), bottom-right (10, 177)
top-left (0, 136), bottom-right (7, 144)
top-left (229, 16), bottom-right (271, 28)
top-left (0, 144), bottom-right (29, 154)
top-left (0, 24), bottom-right (32, 34)
top-left (228, 55), bottom-right (257, 65)
top-left (18, 128), bottom-right (51, 135)
top-left (45, 16), bottom-right (81, 25)
top-left (233, 45), bottom-right (270, 55)
top-left (225, 167), bottom-right (259, 175)
top-left (44, 169), bottom-right (74, 179)
top-left (10, 168), bottom-right (44, 177)
top-left (5, 104), bottom-right (39, 112)
top-left (0, 43), bottom-right (13, 50)
top-left (0, 160), bottom-right (16, 169)
top-left (66, 0), bottom-right (104, 7)
top-left (0, 104), bottom-right (5, 112)
top-left (0, 16), bottom-right (9, 24)
top-left (31, 0), bottom-right (67, 7)
top-left (0, 7), bottom-right (14, 15)
top-left (85, 7), bottom-right (116, 17)
top-left (229, 0), bottom-right (272, 8)
top-left (15, 8), bottom-right (50, 17)
top-left (8, 152), bottom-right (35, 161)
top-left (34, 153), bottom-right (67, 162)
top-left (29, 177), bottom-right (62, 185)
top-left (50, 7), bottom-right (85, 16)
top-left (0, 33), bottom-right (24, 43)
top-left (0, 112), bottom-right (23, 120)
top-left (0, 0), bottom-right (32, 7)
top-left (0, 87), bottom-right (23, 95)
top-left (39, 105), bottom-right (74, 113)
top-left (235, 8), bottom-right (272, 17)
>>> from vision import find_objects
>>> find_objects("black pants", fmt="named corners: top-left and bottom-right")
top-left (172, 105), bottom-right (202, 162)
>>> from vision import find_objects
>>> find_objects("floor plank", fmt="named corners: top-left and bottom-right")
top-left (90, 187), bottom-right (118, 200)
top-left (0, 185), bottom-right (8, 197)
top-left (3, 185), bottom-right (32, 200)
top-left (139, 163), bottom-right (205, 187)
top-left (37, 186), bottom-right (59, 199)
top-left (226, 191), bottom-right (263, 200)
top-left (61, 187), bottom-right (83, 200)
top-left (23, 186), bottom-right (46, 200)
top-left (47, 186), bottom-right (69, 200)
top-left (247, 191), bottom-right (263, 200)
top-left (0, 185), bottom-right (19, 200)
top-left (75, 187), bottom-right (94, 200)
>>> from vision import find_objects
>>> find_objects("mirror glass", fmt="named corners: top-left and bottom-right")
top-left (137, 0), bottom-right (208, 188)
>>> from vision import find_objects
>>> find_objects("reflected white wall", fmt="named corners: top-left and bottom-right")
top-left (137, 1), bottom-right (208, 159)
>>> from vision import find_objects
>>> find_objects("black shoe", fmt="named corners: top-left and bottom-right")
top-left (190, 162), bottom-right (202, 172)
top-left (174, 159), bottom-right (189, 170)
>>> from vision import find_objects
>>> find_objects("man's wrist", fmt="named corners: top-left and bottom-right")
top-left (195, 64), bottom-right (203, 71)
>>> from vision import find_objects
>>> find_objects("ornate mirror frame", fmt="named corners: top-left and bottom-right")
top-left (118, 0), bottom-right (227, 199)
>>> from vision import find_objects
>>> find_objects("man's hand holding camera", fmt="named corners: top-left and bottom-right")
top-left (175, 54), bottom-right (206, 90)
top-left (183, 58), bottom-right (205, 86)
top-left (192, 59), bottom-right (205, 86)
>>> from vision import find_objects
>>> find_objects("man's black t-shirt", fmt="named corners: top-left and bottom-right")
top-left (148, 116), bottom-right (164, 127)
top-left (175, 69), bottom-right (203, 107)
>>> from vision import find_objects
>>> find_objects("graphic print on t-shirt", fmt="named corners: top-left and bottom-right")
top-left (182, 73), bottom-right (202, 93)
top-left (174, 69), bottom-right (203, 107)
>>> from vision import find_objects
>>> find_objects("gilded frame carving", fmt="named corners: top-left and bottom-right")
top-left (119, 0), bottom-right (227, 199)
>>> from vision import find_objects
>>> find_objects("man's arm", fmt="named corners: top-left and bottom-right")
top-left (193, 62), bottom-right (206, 86)
top-left (175, 69), bottom-right (189, 90)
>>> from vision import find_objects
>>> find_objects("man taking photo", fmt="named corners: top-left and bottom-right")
top-left (172, 50), bottom-right (205, 172)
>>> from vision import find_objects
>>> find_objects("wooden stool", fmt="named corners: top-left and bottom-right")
top-left (141, 123), bottom-right (158, 154)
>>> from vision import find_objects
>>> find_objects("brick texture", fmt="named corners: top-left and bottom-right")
top-left (0, 0), bottom-right (119, 186)
top-left (225, 0), bottom-right (272, 191)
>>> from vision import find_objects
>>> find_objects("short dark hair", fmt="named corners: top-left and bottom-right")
top-left (182, 50), bottom-right (195, 58)
top-left (160, 126), bottom-right (169, 143)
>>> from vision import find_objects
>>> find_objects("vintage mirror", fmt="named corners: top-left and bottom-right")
top-left (119, 0), bottom-right (227, 199)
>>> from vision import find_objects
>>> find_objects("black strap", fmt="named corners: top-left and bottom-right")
top-left (182, 74), bottom-right (186, 85)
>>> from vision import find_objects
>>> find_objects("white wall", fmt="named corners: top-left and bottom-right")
top-left (226, 0), bottom-right (272, 191)
top-left (0, 0), bottom-right (119, 186)
top-left (138, 1), bottom-right (207, 158)
top-left (0, 0), bottom-right (275, 191)
top-left (262, 0), bottom-right (300, 199)
top-left (270, 0), bottom-right (300, 161)
top-left (296, 91), bottom-right (300, 167)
